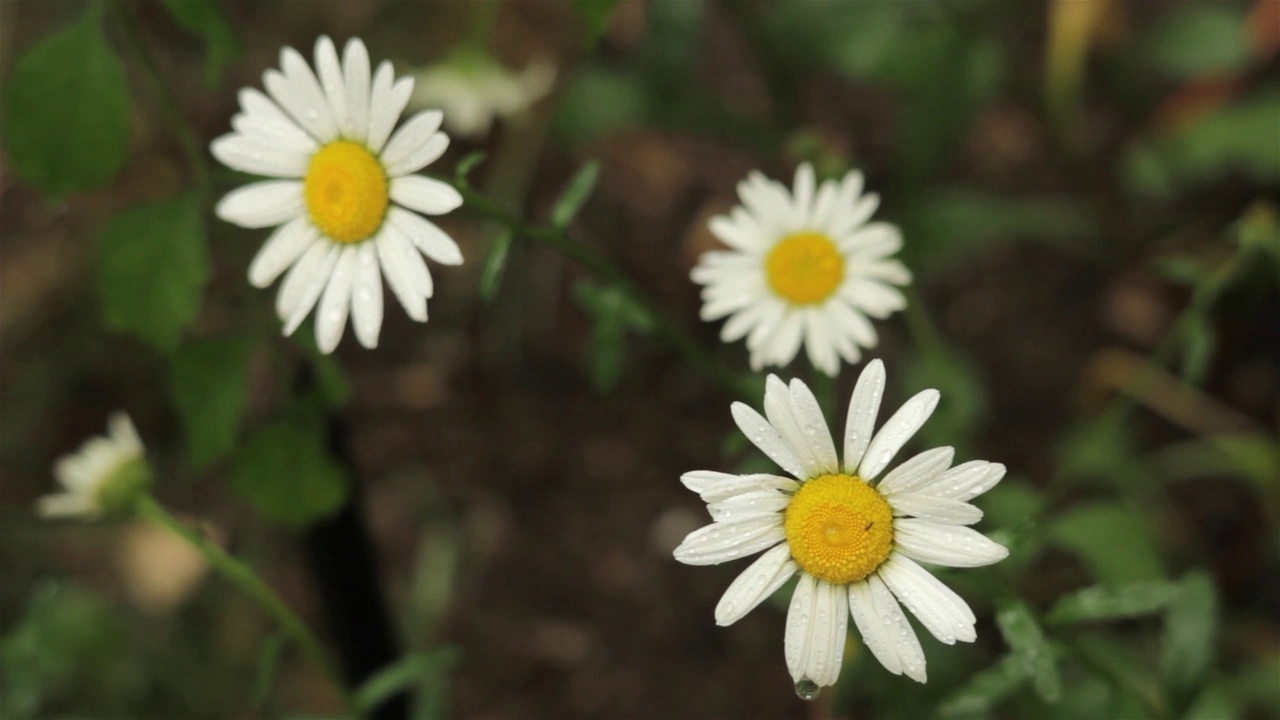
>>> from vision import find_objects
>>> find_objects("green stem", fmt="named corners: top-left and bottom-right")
top-left (446, 178), bottom-right (756, 400)
top-left (111, 4), bottom-right (210, 193)
top-left (902, 286), bottom-right (945, 358)
top-left (134, 496), bottom-right (357, 715)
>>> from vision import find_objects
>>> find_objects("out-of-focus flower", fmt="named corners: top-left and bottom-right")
top-left (692, 164), bottom-right (911, 376)
top-left (211, 36), bottom-right (464, 353)
top-left (674, 361), bottom-right (1008, 693)
top-left (38, 413), bottom-right (151, 520)
top-left (408, 51), bottom-right (555, 139)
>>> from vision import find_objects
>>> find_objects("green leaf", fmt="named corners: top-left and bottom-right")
top-left (97, 193), bottom-right (210, 352)
top-left (1161, 572), bottom-right (1218, 702)
top-left (573, 280), bottom-right (653, 393)
top-left (554, 66), bottom-right (649, 145)
top-left (1140, 4), bottom-right (1251, 80)
top-left (251, 632), bottom-right (287, 709)
top-left (551, 160), bottom-right (601, 228)
top-left (1179, 314), bottom-right (1216, 385)
top-left (937, 653), bottom-right (1030, 718)
top-left (158, 0), bottom-right (239, 86)
top-left (901, 348), bottom-right (987, 449)
top-left (997, 601), bottom-right (1062, 704)
top-left (171, 336), bottom-right (254, 469)
top-left (1045, 581), bottom-right (1182, 626)
top-left (479, 230), bottom-right (514, 302)
top-left (589, 313), bottom-right (625, 392)
top-left (291, 325), bottom-right (352, 408)
top-left (572, 0), bottom-right (621, 45)
top-left (1, 10), bottom-right (131, 196)
top-left (455, 151), bottom-right (487, 185)
top-left (230, 422), bottom-right (348, 527)
top-left (1050, 503), bottom-right (1165, 583)
top-left (353, 650), bottom-right (459, 714)
top-left (1184, 683), bottom-right (1238, 720)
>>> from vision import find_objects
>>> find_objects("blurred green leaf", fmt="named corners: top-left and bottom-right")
top-left (292, 325), bottom-right (353, 408)
top-left (1154, 255), bottom-right (1210, 287)
top-left (1050, 503), bottom-right (1165, 583)
top-left (573, 281), bottom-right (653, 393)
top-left (230, 421), bottom-right (348, 527)
top-left (1161, 572), bottom-right (1218, 703)
top-left (937, 654), bottom-right (1029, 718)
top-left (1070, 635), bottom-right (1167, 719)
top-left (97, 193), bottom-right (211, 352)
top-left (1, 8), bottom-right (131, 195)
top-left (551, 160), bottom-right (601, 228)
top-left (158, 0), bottom-right (239, 86)
top-left (354, 650), bottom-right (460, 715)
top-left (1184, 683), bottom-right (1239, 720)
top-left (1056, 413), bottom-right (1143, 487)
top-left (455, 151), bottom-right (487, 185)
top-left (479, 230), bottom-right (514, 302)
top-left (901, 348), bottom-right (987, 449)
top-left (1178, 314), bottom-right (1216, 386)
top-left (905, 190), bottom-right (1093, 275)
top-left (1125, 92), bottom-right (1280, 195)
top-left (1045, 581), bottom-right (1181, 626)
top-left (997, 601), bottom-right (1062, 704)
top-left (1146, 434), bottom-right (1280, 502)
top-left (554, 66), bottom-right (649, 145)
top-left (251, 632), bottom-right (287, 709)
top-left (1140, 4), bottom-right (1251, 80)
top-left (171, 336), bottom-right (253, 469)
top-left (573, 0), bottom-right (620, 45)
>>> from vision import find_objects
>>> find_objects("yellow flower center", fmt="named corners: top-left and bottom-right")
top-left (784, 473), bottom-right (893, 585)
top-left (765, 231), bottom-right (845, 305)
top-left (304, 141), bottom-right (389, 243)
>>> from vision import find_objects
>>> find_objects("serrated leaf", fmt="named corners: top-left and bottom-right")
top-left (997, 601), bottom-right (1062, 703)
top-left (171, 336), bottom-right (254, 469)
top-left (1, 10), bottom-right (132, 195)
top-left (354, 650), bottom-right (459, 714)
top-left (937, 653), bottom-right (1029, 717)
top-left (1050, 503), bottom-right (1165, 583)
top-left (1161, 572), bottom-right (1217, 702)
top-left (479, 230), bottom-right (514, 302)
top-left (158, 0), bottom-right (239, 86)
top-left (230, 422), bottom-right (348, 527)
top-left (1045, 581), bottom-right (1182, 626)
top-left (551, 161), bottom-right (601, 228)
top-left (97, 193), bottom-right (211, 352)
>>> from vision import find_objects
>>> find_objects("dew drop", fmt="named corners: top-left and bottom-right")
top-left (794, 679), bottom-right (820, 701)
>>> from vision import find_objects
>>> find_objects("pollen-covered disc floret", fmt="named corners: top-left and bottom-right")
top-left (673, 361), bottom-right (1010, 692)
top-left (692, 164), bottom-right (912, 376)
top-left (211, 36), bottom-right (464, 354)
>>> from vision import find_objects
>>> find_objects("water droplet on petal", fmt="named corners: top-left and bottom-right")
top-left (794, 679), bottom-right (821, 701)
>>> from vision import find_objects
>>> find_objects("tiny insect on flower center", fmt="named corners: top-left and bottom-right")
top-left (784, 473), bottom-right (893, 585)
top-left (765, 231), bottom-right (845, 305)
top-left (304, 141), bottom-right (389, 243)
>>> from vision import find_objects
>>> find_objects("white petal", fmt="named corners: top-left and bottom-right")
top-left (842, 280), bottom-right (907, 319)
top-left (754, 312), bottom-right (804, 369)
top-left (789, 378), bottom-right (839, 474)
top-left (36, 493), bottom-right (96, 518)
top-left (858, 389), bottom-right (940, 481)
top-left (828, 301), bottom-right (879, 351)
top-left (843, 222), bottom-right (902, 259)
top-left (803, 309), bottom-right (841, 377)
top-left (715, 544), bottom-right (797, 626)
top-left (311, 245), bottom-right (357, 353)
top-left (791, 162), bottom-right (816, 226)
top-left (708, 213), bottom-right (764, 252)
top-left (763, 376), bottom-right (830, 479)
top-left (210, 134), bottom-right (308, 177)
top-left (842, 359), bottom-right (886, 474)
top-left (264, 51), bottom-right (336, 142)
top-left (799, 579), bottom-right (849, 686)
top-left (784, 574), bottom-right (818, 682)
top-left (917, 461), bottom-right (1007, 501)
top-left (672, 516), bottom-right (786, 566)
top-left (350, 241), bottom-right (383, 349)
top-left (893, 519), bottom-right (1010, 568)
top-left (693, 473), bottom-right (799, 503)
top-left (888, 493), bottom-right (983, 525)
top-left (238, 87), bottom-right (293, 127)
top-left (878, 554), bottom-right (977, 645)
top-left (248, 217), bottom-right (318, 288)
top-left (708, 490), bottom-right (791, 522)
top-left (277, 239), bottom-right (338, 327)
top-left (730, 402), bottom-right (807, 479)
top-left (850, 574), bottom-right (927, 683)
top-left (231, 113), bottom-right (318, 155)
top-left (390, 176), bottom-right (464, 216)
top-left (314, 36), bottom-right (349, 137)
top-left (343, 38), bottom-right (372, 141)
top-left (860, 259), bottom-right (912, 286)
top-left (679, 470), bottom-right (738, 495)
top-left (368, 68), bottom-right (414, 154)
top-left (386, 207), bottom-right (463, 268)
top-left (829, 191), bottom-right (881, 238)
top-left (876, 447), bottom-right (955, 496)
top-left (381, 111), bottom-right (448, 176)
top-left (721, 300), bottom-right (781, 344)
top-left (375, 226), bottom-right (428, 322)
top-left (214, 180), bottom-right (304, 228)
top-left (809, 181), bottom-right (840, 231)
top-left (107, 413), bottom-right (142, 453)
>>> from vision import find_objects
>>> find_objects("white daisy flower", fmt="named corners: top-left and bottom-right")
top-left (38, 412), bottom-right (151, 520)
top-left (673, 360), bottom-right (1008, 694)
top-left (408, 52), bottom-right (555, 139)
top-left (211, 37), bottom-right (464, 353)
top-left (692, 164), bottom-right (912, 376)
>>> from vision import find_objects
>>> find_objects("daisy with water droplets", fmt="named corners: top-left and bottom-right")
top-left (37, 413), bottom-right (151, 520)
top-left (211, 37), bottom-right (463, 353)
top-left (673, 360), bottom-right (1008, 693)
top-left (692, 164), bottom-right (911, 376)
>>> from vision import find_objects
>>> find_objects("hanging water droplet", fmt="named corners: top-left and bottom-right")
top-left (794, 679), bottom-right (820, 701)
